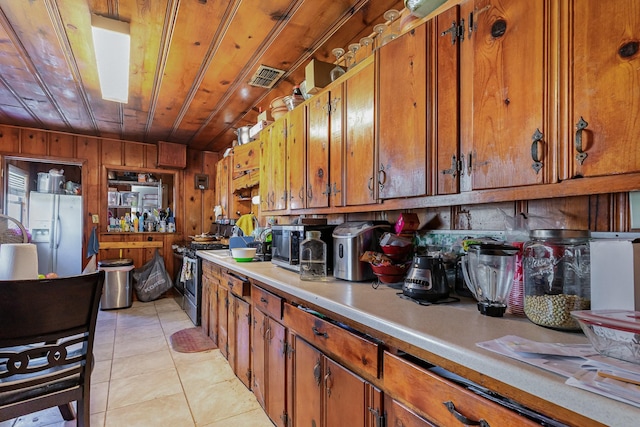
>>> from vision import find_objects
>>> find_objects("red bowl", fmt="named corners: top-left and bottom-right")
top-left (380, 245), bottom-right (413, 261)
top-left (374, 273), bottom-right (406, 284)
top-left (370, 262), bottom-right (410, 276)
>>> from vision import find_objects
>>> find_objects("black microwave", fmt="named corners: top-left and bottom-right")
top-left (271, 224), bottom-right (336, 272)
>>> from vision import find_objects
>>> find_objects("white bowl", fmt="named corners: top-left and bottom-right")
top-left (231, 247), bottom-right (257, 262)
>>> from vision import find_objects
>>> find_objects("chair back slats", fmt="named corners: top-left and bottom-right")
top-left (0, 271), bottom-right (104, 425)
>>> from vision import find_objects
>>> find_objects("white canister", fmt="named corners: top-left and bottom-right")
top-left (158, 220), bottom-right (166, 233)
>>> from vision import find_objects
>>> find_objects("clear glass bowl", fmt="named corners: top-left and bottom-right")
top-left (572, 310), bottom-right (640, 365)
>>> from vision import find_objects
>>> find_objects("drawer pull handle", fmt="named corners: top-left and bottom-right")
top-left (443, 401), bottom-right (489, 427)
top-left (312, 326), bottom-right (328, 338)
top-left (260, 297), bottom-right (268, 304)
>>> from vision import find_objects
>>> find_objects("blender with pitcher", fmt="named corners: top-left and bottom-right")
top-left (460, 243), bottom-right (520, 317)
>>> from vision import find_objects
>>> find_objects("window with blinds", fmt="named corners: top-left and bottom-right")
top-left (7, 164), bottom-right (28, 223)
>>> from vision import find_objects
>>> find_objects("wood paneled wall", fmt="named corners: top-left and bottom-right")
top-left (0, 124), bottom-right (219, 274)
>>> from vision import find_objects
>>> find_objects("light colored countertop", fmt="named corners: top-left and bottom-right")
top-left (198, 250), bottom-right (640, 426)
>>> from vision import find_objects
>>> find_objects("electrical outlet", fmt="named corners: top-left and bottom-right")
top-left (92, 214), bottom-right (100, 224)
top-left (631, 191), bottom-right (640, 229)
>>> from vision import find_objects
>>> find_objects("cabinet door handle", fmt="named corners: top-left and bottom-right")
top-left (260, 297), bottom-right (268, 304)
top-left (325, 366), bottom-right (333, 397)
top-left (443, 401), bottom-right (490, 427)
top-left (575, 116), bottom-right (589, 164)
top-left (312, 326), bottom-right (328, 338)
top-left (530, 128), bottom-right (544, 174)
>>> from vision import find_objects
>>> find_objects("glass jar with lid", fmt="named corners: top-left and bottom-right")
top-left (300, 231), bottom-right (328, 281)
top-left (523, 229), bottom-right (591, 331)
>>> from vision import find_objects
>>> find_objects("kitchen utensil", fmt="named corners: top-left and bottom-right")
top-left (402, 255), bottom-right (449, 302)
top-left (234, 126), bottom-right (253, 145)
top-left (460, 243), bottom-right (519, 317)
top-left (37, 172), bottom-right (52, 193)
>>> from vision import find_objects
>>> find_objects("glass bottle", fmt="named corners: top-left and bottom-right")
top-left (522, 229), bottom-right (591, 331)
top-left (300, 230), bottom-right (328, 281)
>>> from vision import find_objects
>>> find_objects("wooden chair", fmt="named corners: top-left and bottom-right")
top-left (0, 271), bottom-right (105, 426)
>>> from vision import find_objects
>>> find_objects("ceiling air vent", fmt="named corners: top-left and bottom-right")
top-left (249, 65), bottom-right (285, 89)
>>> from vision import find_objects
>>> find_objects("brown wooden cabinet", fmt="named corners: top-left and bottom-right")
top-left (566, 0), bottom-right (640, 179)
top-left (433, 5), bottom-right (461, 196)
top-left (157, 141), bottom-right (187, 169)
top-left (457, 0), bottom-right (552, 191)
top-left (286, 332), bottom-right (381, 427)
top-left (230, 294), bottom-right (252, 389)
top-left (383, 394), bottom-right (437, 427)
top-left (217, 281), bottom-right (229, 359)
top-left (215, 156), bottom-right (231, 219)
top-left (288, 104), bottom-right (307, 210)
top-left (259, 115), bottom-right (288, 212)
top-left (231, 139), bottom-right (261, 216)
top-left (345, 57), bottom-right (377, 206)
top-left (283, 302), bottom-right (381, 427)
top-left (201, 261), bottom-right (221, 342)
top-left (378, 23), bottom-right (429, 199)
top-left (383, 351), bottom-right (539, 427)
top-left (251, 284), bottom-right (287, 427)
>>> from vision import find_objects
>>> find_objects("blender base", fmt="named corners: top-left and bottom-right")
top-left (478, 302), bottom-right (507, 317)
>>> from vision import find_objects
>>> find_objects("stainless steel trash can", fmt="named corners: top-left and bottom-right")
top-left (99, 258), bottom-right (134, 310)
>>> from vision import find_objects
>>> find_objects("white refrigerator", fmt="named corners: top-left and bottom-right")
top-left (28, 192), bottom-right (82, 277)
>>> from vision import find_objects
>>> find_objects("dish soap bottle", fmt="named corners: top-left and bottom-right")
top-left (299, 231), bottom-right (328, 281)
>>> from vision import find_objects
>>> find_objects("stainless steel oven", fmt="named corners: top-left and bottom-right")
top-left (182, 249), bottom-right (201, 326)
top-left (179, 241), bottom-right (228, 326)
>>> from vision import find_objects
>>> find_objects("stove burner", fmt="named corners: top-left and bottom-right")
top-left (396, 293), bottom-right (460, 306)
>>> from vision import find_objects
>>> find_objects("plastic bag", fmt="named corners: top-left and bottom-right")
top-left (133, 249), bottom-right (173, 302)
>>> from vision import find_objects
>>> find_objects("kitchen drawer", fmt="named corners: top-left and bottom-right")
top-left (232, 170), bottom-right (259, 190)
top-left (232, 141), bottom-right (260, 172)
top-left (251, 283), bottom-right (282, 320)
top-left (283, 303), bottom-right (379, 379)
top-left (220, 270), bottom-right (250, 298)
top-left (383, 351), bottom-right (539, 427)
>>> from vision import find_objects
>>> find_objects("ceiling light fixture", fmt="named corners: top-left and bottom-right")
top-left (91, 14), bottom-right (130, 103)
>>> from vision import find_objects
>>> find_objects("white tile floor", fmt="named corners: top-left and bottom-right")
top-left (1, 296), bottom-right (273, 427)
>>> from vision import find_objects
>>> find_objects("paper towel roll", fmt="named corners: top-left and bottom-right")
top-left (0, 243), bottom-right (39, 280)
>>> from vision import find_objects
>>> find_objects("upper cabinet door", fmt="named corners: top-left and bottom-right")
top-left (434, 6), bottom-right (461, 195)
top-left (307, 92), bottom-right (331, 209)
top-left (288, 104), bottom-right (307, 210)
top-left (467, 0), bottom-right (551, 190)
top-left (345, 58), bottom-right (377, 206)
top-left (378, 23), bottom-right (429, 199)
top-left (568, 0), bottom-right (640, 178)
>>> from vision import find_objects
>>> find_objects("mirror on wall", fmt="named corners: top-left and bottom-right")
top-left (2, 156), bottom-right (83, 277)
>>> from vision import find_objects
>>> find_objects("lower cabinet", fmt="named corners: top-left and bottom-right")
top-left (283, 302), bottom-right (382, 427)
top-left (383, 394), bottom-right (437, 427)
top-left (382, 351), bottom-right (540, 427)
top-left (203, 262), bottom-right (584, 427)
top-left (251, 284), bottom-right (287, 426)
top-left (204, 260), bottom-right (252, 389)
top-left (252, 307), bottom-right (287, 426)
top-left (287, 332), bottom-right (382, 427)
top-left (201, 261), bottom-right (220, 342)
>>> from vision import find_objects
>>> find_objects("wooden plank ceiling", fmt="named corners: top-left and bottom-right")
top-left (0, 0), bottom-right (403, 154)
